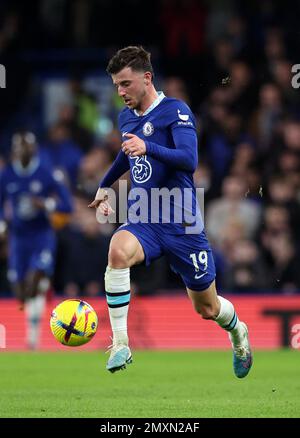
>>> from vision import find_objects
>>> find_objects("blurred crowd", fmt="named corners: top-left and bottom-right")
top-left (1, 0), bottom-right (300, 296)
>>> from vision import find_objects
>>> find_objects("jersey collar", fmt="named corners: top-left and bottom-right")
top-left (134, 91), bottom-right (165, 117)
top-left (12, 157), bottom-right (40, 176)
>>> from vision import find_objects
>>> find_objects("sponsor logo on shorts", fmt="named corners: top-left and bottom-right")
top-left (194, 272), bottom-right (208, 280)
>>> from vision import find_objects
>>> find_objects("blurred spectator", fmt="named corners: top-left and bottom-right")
top-left (225, 15), bottom-right (248, 56)
top-left (159, 0), bottom-right (206, 58)
top-left (164, 77), bottom-right (191, 105)
top-left (263, 27), bottom-right (287, 68)
top-left (243, 166), bottom-right (263, 203)
top-left (264, 234), bottom-right (300, 294)
top-left (229, 142), bottom-right (264, 202)
top-left (261, 204), bottom-right (291, 237)
top-left (194, 163), bottom-right (217, 203)
top-left (249, 82), bottom-right (283, 151)
top-left (230, 141), bottom-right (256, 176)
top-left (264, 118), bottom-right (300, 181)
top-left (203, 105), bottom-right (247, 185)
top-left (206, 174), bottom-right (261, 249)
top-left (282, 118), bottom-right (300, 152)
top-left (266, 148), bottom-right (300, 188)
top-left (267, 174), bottom-right (300, 240)
top-left (205, 0), bottom-right (236, 43)
top-left (70, 79), bottom-right (100, 136)
top-left (103, 128), bottom-right (122, 158)
top-left (78, 147), bottom-right (111, 197)
top-left (227, 60), bottom-right (256, 117)
top-left (270, 59), bottom-right (299, 108)
top-left (204, 37), bottom-right (235, 91)
top-left (40, 122), bottom-right (83, 188)
top-left (223, 239), bottom-right (270, 293)
top-left (57, 104), bottom-right (94, 153)
top-left (277, 149), bottom-right (300, 174)
top-left (258, 205), bottom-right (292, 272)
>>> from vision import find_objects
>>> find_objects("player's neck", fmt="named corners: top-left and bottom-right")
top-left (137, 86), bottom-right (158, 115)
top-left (20, 158), bottom-right (32, 168)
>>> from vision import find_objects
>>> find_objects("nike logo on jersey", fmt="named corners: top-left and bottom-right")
top-left (178, 109), bottom-right (189, 121)
top-left (194, 272), bottom-right (208, 280)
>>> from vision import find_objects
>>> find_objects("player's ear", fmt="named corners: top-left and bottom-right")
top-left (144, 72), bottom-right (151, 85)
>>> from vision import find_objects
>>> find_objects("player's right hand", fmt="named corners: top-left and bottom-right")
top-left (88, 188), bottom-right (108, 208)
top-left (88, 188), bottom-right (115, 216)
top-left (96, 199), bottom-right (115, 217)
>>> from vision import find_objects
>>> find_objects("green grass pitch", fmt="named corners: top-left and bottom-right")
top-left (0, 350), bottom-right (299, 418)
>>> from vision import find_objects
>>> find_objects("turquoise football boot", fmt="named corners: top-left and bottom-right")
top-left (229, 322), bottom-right (253, 378)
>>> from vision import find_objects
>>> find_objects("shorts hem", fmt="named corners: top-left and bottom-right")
top-left (184, 277), bottom-right (215, 292)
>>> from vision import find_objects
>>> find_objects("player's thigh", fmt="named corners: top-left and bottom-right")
top-left (111, 223), bottom-right (163, 268)
top-left (109, 230), bottom-right (145, 267)
top-left (186, 280), bottom-right (220, 317)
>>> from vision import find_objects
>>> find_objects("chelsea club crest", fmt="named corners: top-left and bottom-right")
top-left (142, 121), bottom-right (154, 136)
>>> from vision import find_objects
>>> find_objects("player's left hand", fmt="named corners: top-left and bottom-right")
top-left (122, 133), bottom-right (146, 157)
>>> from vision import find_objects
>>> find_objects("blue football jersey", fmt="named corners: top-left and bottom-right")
top-left (118, 92), bottom-right (203, 234)
top-left (0, 157), bottom-right (73, 235)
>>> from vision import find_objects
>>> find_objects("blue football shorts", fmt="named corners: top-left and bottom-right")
top-left (116, 222), bottom-right (216, 291)
top-left (8, 228), bottom-right (56, 283)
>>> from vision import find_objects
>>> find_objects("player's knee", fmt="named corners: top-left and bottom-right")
top-left (108, 246), bottom-right (131, 268)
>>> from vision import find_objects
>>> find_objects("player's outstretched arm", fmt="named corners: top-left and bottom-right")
top-left (88, 149), bottom-right (129, 212)
top-left (99, 149), bottom-right (130, 189)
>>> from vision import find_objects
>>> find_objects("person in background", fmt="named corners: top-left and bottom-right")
top-left (0, 131), bottom-right (73, 349)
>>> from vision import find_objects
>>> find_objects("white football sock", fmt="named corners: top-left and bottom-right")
top-left (215, 295), bottom-right (242, 338)
top-left (105, 266), bottom-right (130, 346)
top-left (25, 294), bottom-right (46, 349)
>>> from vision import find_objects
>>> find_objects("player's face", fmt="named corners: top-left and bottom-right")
top-left (112, 67), bottom-right (150, 111)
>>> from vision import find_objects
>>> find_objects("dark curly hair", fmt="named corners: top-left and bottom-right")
top-left (106, 46), bottom-right (154, 81)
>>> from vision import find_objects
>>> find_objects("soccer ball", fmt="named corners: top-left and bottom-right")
top-left (50, 299), bottom-right (98, 346)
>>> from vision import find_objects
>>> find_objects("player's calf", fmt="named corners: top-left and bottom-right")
top-left (104, 230), bottom-right (145, 372)
top-left (104, 265), bottom-right (131, 372)
top-left (188, 286), bottom-right (253, 378)
top-left (187, 285), bottom-right (220, 320)
top-left (192, 302), bottom-right (219, 320)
